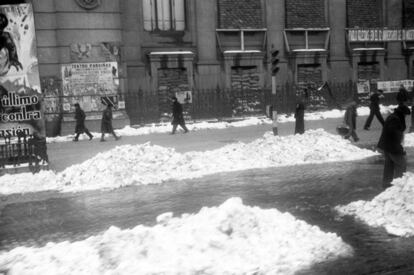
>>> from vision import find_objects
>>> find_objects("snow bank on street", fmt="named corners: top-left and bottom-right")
top-left (0, 198), bottom-right (353, 275)
top-left (404, 132), bottom-right (414, 147)
top-left (336, 172), bottom-right (414, 237)
top-left (0, 129), bottom-right (378, 195)
top-left (46, 105), bottom-right (396, 143)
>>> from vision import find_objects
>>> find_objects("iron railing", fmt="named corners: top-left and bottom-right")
top-left (0, 135), bottom-right (49, 173)
top-left (43, 81), bottom-right (401, 126)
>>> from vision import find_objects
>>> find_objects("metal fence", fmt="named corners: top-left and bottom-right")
top-left (123, 81), bottom-right (400, 125)
top-left (0, 136), bottom-right (49, 173)
top-left (43, 81), bottom-right (401, 126)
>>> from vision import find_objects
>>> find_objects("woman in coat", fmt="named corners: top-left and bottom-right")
top-left (100, 103), bottom-right (120, 141)
top-left (343, 100), bottom-right (359, 142)
top-left (73, 103), bottom-right (93, 141)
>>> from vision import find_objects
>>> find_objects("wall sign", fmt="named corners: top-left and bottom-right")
top-left (348, 29), bottom-right (414, 42)
top-left (377, 80), bottom-right (414, 94)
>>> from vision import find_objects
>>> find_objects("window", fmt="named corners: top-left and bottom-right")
top-left (143, 0), bottom-right (185, 31)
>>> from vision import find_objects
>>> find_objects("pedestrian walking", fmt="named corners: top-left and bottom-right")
top-left (343, 100), bottom-right (359, 142)
top-left (100, 102), bottom-right (120, 142)
top-left (363, 90), bottom-right (385, 130)
top-left (397, 84), bottom-right (409, 105)
top-left (410, 86), bottom-right (414, 133)
top-left (377, 104), bottom-right (411, 189)
top-left (73, 103), bottom-right (93, 141)
top-left (171, 96), bottom-right (189, 134)
top-left (294, 90), bottom-right (307, 134)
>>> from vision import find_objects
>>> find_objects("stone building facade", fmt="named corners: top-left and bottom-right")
top-left (1, 0), bottom-right (413, 134)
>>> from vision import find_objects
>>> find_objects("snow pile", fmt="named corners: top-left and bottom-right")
top-left (0, 170), bottom-right (58, 194)
top-left (0, 198), bottom-right (353, 275)
top-left (46, 105), bottom-right (396, 143)
top-left (0, 129), bottom-right (378, 195)
top-left (336, 172), bottom-right (414, 237)
top-left (404, 132), bottom-right (414, 147)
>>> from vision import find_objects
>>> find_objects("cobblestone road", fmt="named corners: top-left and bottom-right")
top-left (1, 151), bottom-right (414, 274)
top-left (1, 114), bottom-right (414, 274)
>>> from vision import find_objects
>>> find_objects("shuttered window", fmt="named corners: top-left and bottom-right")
top-left (143, 0), bottom-right (185, 31)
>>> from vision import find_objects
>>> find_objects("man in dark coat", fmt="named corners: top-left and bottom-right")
top-left (364, 90), bottom-right (384, 130)
top-left (377, 104), bottom-right (411, 189)
top-left (73, 103), bottom-right (93, 141)
top-left (396, 84), bottom-right (409, 105)
top-left (100, 103), bottom-right (120, 141)
top-left (171, 96), bottom-right (189, 134)
top-left (294, 90), bottom-right (306, 134)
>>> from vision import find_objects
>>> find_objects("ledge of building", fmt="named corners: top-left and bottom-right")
top-left (196, 60), bottom-right (221, 66)
top-left (126, 61), bottom-right (146, 67)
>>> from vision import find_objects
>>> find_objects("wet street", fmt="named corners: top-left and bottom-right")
top-left (1, 148), bottom-right (414, 274)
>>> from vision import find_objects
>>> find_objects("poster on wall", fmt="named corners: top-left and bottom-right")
top-left (0, 4), bottom-right (45, 138)
top-left (377, 80), bottom-right (414, 93)
top-left (61, 62), bottom-right (123, 114)
top-left (175, 90), bottom-right (192, 104)
top-left (357, 80), bottom-right (370, 94)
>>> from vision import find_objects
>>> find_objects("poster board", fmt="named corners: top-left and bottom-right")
top-left (357, 80), bottom-right (370, 94)
top-left (0, 4), bottom-right (44, 138)
top-left (61, 62), bottom-right (124, 113)
top-left (175, 90), bottom-right (192, 104)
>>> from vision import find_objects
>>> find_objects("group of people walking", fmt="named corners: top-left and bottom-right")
top-left (294, 84), bottom-right (412, 190)
top-left (73, 95), bottom-right (189, 142)
top-left (73, 100), bottom-right (120, 142)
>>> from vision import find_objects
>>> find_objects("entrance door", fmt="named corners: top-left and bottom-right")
top-left (231, 66), bottom-right (261, 116)
top-left (297, 64), bottom-right (325, 110)
top-left (157, 68), bottom-right (189, 121)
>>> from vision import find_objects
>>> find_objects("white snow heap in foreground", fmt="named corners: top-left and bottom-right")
top-left (0, 129), bottom-right (378, 195)
top-left (336, 172), bottom-right (414, 237)
top-left (0, 198), bottom-right (353, 275)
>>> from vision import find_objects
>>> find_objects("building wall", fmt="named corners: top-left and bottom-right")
top-left (5, 0), bottom-right (411, 129)
top-left (25, 0), bottom-right (412, 89)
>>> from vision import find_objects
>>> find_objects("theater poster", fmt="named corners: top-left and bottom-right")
top-left (61, 62), bottom-right (123, 118)
top-left (0, 4), bottom-right (44, 138)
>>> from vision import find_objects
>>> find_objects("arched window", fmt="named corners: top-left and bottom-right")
top-left (143, 0), bottom-right (185, 31)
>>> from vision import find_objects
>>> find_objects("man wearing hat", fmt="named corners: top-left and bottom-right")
top-left (73, 103), bottom-right (93, 141)
top-left (171, 96), bottom-right (189, 134)
top-left (377, 104), bottom-right (411, 188)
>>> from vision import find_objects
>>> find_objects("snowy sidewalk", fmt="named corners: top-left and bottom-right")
top-left (47, 113), bottom-right (387, 172)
